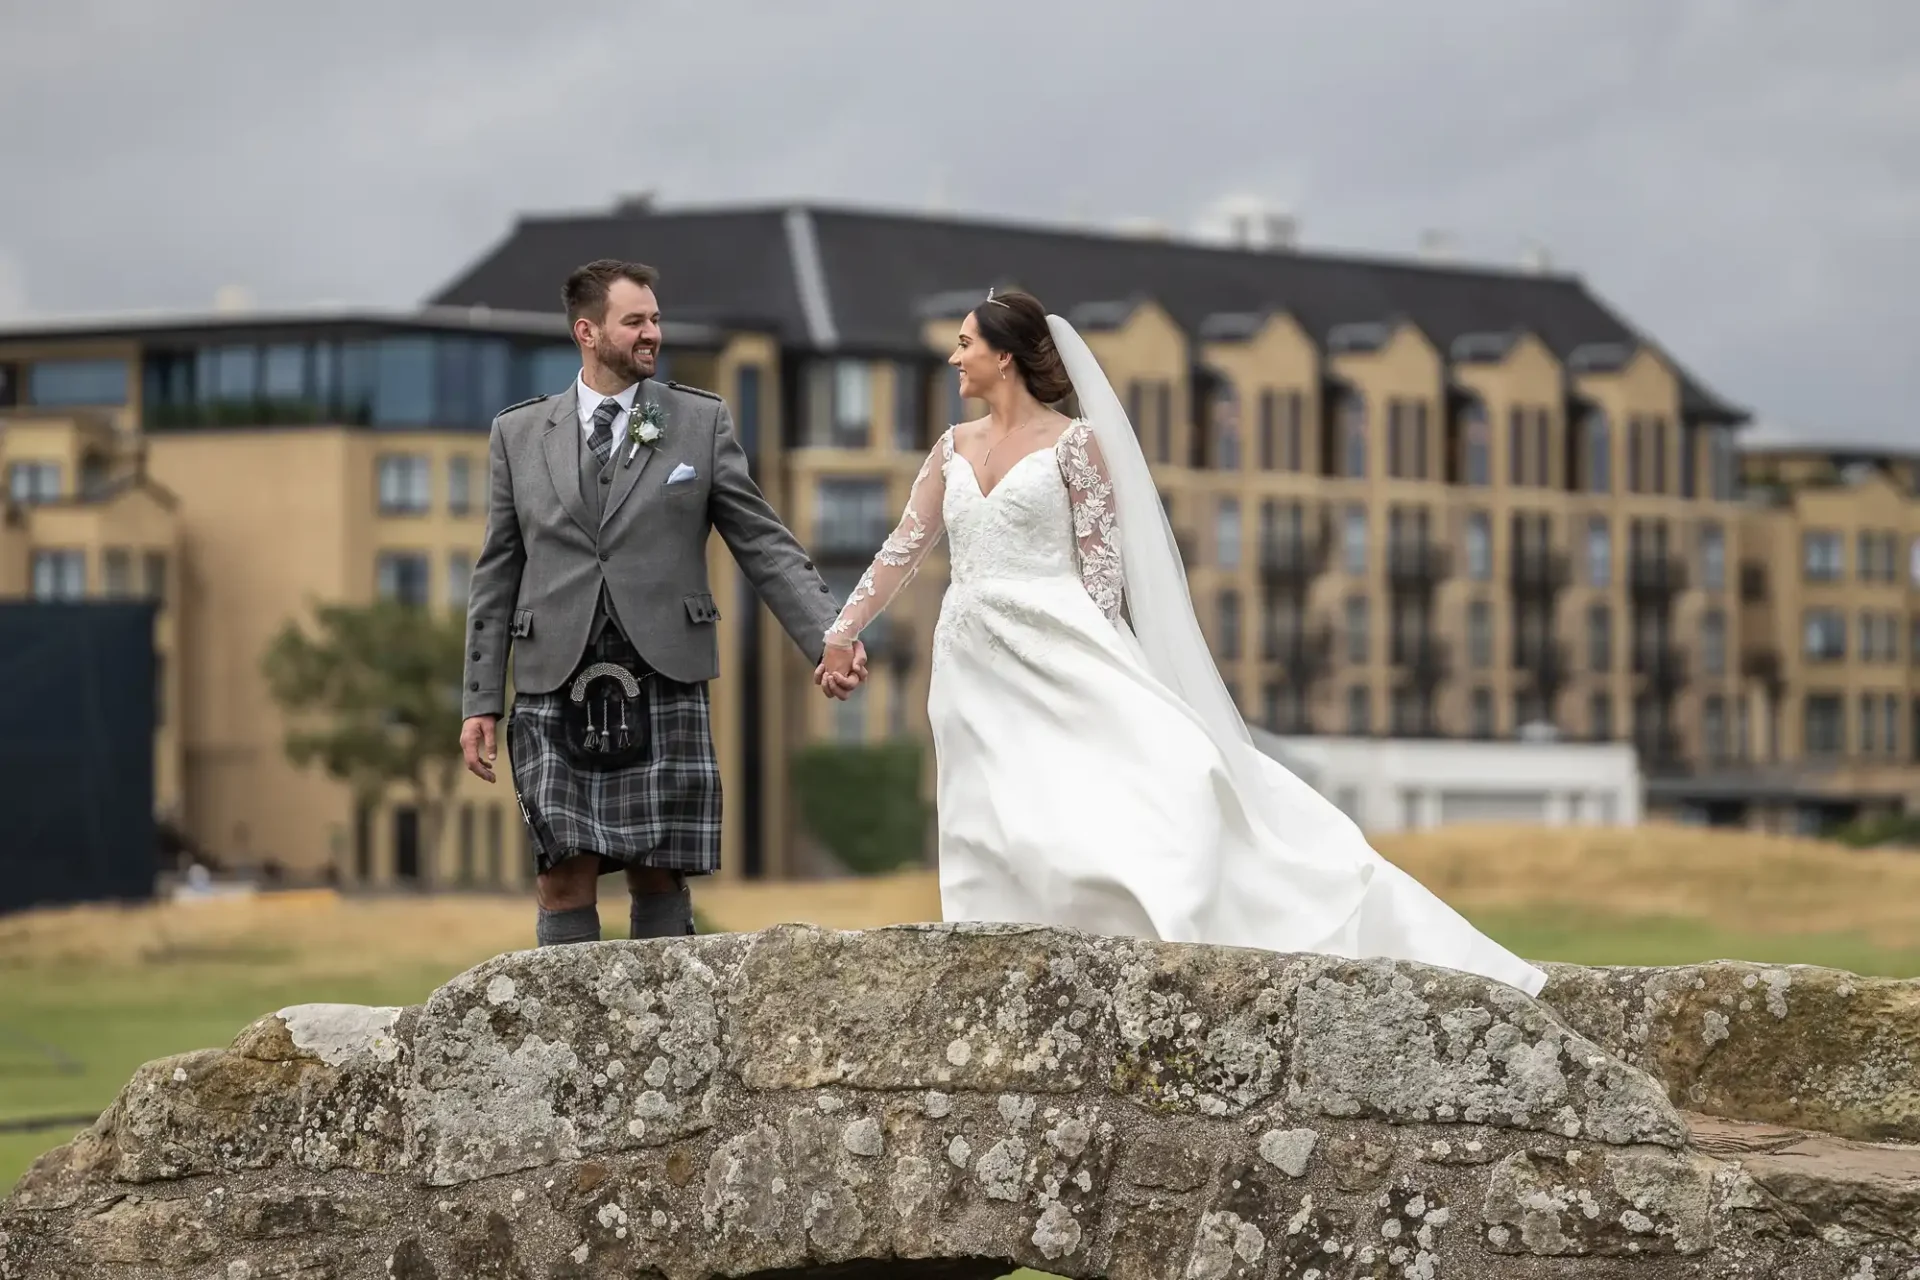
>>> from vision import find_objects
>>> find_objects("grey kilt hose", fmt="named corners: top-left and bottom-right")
top-left (506, 629), bottom-right (722, 877)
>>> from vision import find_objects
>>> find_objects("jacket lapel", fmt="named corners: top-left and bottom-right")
top-left (540, 386), bottom-right (594, 538)
top-left (601, 378), bottom-right (661, 529)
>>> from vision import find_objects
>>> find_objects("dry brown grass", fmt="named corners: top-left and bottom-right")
top-left (0, 871), bottom-right (945, 983)
top-left (1374, 821), bottom-right (1920, 949)
top-left (3, 824), bottom-right (1913, 982)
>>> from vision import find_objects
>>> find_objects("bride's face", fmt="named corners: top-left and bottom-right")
top-left (949, 312), bottom-right (1005, 400)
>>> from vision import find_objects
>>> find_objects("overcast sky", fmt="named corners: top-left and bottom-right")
top-left (2, 1), bottom-right (1914, 443)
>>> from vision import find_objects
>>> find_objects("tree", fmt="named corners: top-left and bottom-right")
top-left (261, 600), bottom-right (469, 886)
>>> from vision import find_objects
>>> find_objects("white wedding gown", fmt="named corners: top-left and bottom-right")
top-left (825, 422), bottom-right (1546, 997)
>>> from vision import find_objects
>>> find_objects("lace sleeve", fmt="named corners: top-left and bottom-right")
top-left (1058, 421), bottom-right (1124, 623)
top-left (824, 432), bottom-right (950, 649)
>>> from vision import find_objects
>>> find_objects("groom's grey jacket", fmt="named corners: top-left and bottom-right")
top-left (461, 378), bottom-right (840, 719)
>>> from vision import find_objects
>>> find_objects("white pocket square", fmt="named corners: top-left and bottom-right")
top-left (666, 463), bottom-right (697, 485)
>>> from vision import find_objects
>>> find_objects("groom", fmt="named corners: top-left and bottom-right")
top-left (459, 258), bottom-right (866, 945)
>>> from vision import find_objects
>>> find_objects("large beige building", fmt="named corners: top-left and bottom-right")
top-left (3, 203), bottom-right (1913, 889)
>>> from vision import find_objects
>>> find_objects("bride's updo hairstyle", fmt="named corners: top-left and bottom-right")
top-left (972, 289), bottom-right (1075, 405)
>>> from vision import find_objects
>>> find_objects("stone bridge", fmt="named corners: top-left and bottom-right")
top-left (3, 922), bottom-right (1918, 1278)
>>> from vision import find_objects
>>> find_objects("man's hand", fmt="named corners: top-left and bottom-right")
top-left (814, 641), bottom-right (869, 700)
top-left (461, 715), bottom-right (500, 783)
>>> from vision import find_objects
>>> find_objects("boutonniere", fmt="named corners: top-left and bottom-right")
top-left (624, 403), bottom-right (666, 465)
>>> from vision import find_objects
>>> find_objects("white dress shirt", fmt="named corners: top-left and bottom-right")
top-left (575, 373), bottom-right (640, 439)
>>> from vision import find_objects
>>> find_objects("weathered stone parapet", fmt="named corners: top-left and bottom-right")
top-left (1539, 960), bottom-right (1920, 1143)
top-left (4, 923), bottom-right (1916, 1279)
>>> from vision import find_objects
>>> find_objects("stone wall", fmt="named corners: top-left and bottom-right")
top-left (3, 923), bottom-right (1917, 1278)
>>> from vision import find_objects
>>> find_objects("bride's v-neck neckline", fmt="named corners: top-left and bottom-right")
top-left (952, 445), bottom-right (1053, 500)
top-left (949, 420), bottom-right (1081, 500)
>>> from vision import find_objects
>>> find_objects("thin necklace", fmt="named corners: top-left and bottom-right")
top-left (981, 412), bottom-right (1049, 470)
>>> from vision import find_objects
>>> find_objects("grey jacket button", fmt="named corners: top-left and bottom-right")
top-left (469, 682), bottom-right (480, 691)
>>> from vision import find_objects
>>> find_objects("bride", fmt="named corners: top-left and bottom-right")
top-left (814, 289), bottom-right (1546, 996)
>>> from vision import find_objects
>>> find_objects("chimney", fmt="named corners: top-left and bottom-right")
top-left (1519, 240), bottom-right (1553, 274)
top-left (1264, 212), bottom-right (1299, 251)
top-left (614, 190), bottom-right (657, 215)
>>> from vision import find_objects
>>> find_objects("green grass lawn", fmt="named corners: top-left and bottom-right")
top-left (5, 909), bottom-right (1918, 1197)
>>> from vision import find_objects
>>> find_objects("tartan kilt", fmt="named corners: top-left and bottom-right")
top-left (506, 631), bottom-right (721, 876)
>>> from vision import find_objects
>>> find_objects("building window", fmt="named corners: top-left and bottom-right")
top-left (1215, 498), bottom-right (1242, 569)
top-left (1211, 382), bottom-right (1242, 471)
top-left (153, 652), bottom-right (165, 728)
top-left (1340, 392), bottom-right (1367, 478)
top-left (1712, 429), bottom-right (1743, 498)
top-left (1464, 510), bottom-right (1491, 580)
top-left (1704, 695), bottom-right (1728, 762)
top-left (1344, 594), bottom-right (1370, 665)
top-left (1588, 603), bottom-right (1612, 672)
top-left (26, 357), bottom-right (130, 406)
top-left (1153, 382), bottom-right (1173, 465)
top-left (1699, 524), bottom-right (1725, 592)
top-left (1860, 692), bottom-right (1879, 755)
top-left (805, 360), bottom-right (873, 449)
top-left (1885, 694), bottom-right (1901, 759)
top-left (1387, 400), bottom-right (1405, 479)
top-left (893, 362), bottom-right (925, 453)
top-left (1346, 685), bottom-right (1371, 735)
top-left (1701, 609), bottom-right (1727, 676)
top-left (447, 455), bottom-right (474, 516)
top-left (1412, 402), bottom-right (1430, 480)
top-left (1803, 531), bottom-right (1843, 582)
top-left (447, 551), bottom-right (474, 610)
top-left (1585, 517), bottom-right (1612, 587)
top-left (1461, 403), bottom-right (1490, 486)
top-left (1626, 417), bottom-right (1643, 494)
top-left (1342, 504), bottom-right (1368, 575)
top-left (1391, 686), bottom-right (1428, 736)
top-left (1590, 691), bottom-right (1613, 741)
top-left (1803, 609), bottom-right (1847, 662)
top-left (375, 551), bottom-right (431, 606)
top-left (376, 454), bottom-right (431, 515)
top-left (1471, 688), bottom-right (1495, 738)
top-left (1583, 410), bottom-right (1612, 494)
top-left (102, 549), bottom-right (133, 597)
top-left (1217, 590), bottom-right (1242, 660)
top-left (31, 550), bottom-right (86, 600)
top-left (457, 804), bottom-right (476, 886)
top-left (1285, 391), bottom-right (1304, 471)
top-left (485, 804), bottom-right (504, 885)
top-left (737, 365), bottom-right (764, 463)
top-left (6, 461), bottom-right (60, 504)
top-left (814, 478), bottom-right (890, 554)
top-left (143, 551), bottom-right (167, 603)
top-left (1533, 409), bottom-right (1552, 488)
top-left (1257, 390), bottom-right (1277, 470)
top-left (1508, 407), bottom-right (1527, 487)
top-left (1467, 600), bottom-right (1492, 670)
top-left (1650, 417), bottom-right (1668, 494)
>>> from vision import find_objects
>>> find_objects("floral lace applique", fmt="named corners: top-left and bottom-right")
top-left (1055, 421), bottom-right (1124, 623)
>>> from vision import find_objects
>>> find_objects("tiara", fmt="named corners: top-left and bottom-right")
top-left (985, 286), bottom-right (1011, 309)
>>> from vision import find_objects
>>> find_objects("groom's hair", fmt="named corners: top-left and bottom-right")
top-left (563, 259), bottom-right (660, 327)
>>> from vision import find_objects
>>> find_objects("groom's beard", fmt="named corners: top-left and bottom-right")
top-left (595, 333), bottom-right (656, 384)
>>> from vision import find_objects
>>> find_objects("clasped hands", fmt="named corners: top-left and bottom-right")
top-left (814, 641), bottom-right (869, 700)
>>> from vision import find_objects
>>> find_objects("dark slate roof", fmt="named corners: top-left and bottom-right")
top-left (430, 202), bottom-right (1747, 423)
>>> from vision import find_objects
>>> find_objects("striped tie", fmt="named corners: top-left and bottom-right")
top-left (589, 398), bottom-right (621, 464)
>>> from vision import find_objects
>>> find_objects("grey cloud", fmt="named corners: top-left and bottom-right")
top-left (2, 0), bottom-right (1916, 442)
